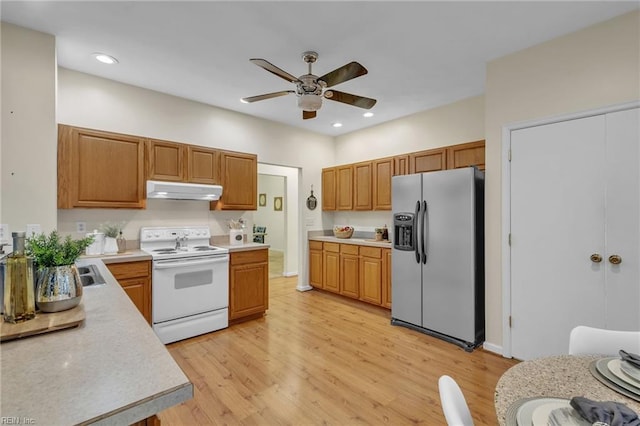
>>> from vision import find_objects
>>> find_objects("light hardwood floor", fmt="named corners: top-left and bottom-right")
top-left (159, 277), bottom-right (518, 425)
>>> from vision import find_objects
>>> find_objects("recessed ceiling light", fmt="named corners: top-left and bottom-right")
top-left (332, 122), bottom-right (343, 128)
top-left (240, 98), bottom-right (249, 104)
top-left (92, 53), bottom-right (118, 64)
top-left (363, 112), bottom-right (374, 118)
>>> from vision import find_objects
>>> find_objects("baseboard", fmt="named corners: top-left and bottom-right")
top-left (482, 341), bottom-right (504, 356)
top-left (296, 284), bottom-right (313, 292)
top-left (283, 271), bottom-right (297, 277)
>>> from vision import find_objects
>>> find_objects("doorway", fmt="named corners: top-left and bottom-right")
top-left (256, 163), bottom-right (299, 279)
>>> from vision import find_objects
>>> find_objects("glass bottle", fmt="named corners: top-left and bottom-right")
top-left (116, 231), bottom-right (127, 254)
top-left (3, 231), bottom-right (36, 323)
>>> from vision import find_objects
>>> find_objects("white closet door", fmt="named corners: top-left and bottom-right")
top-left (510, 115), bottom-right (606, 360)
top-left (604, 108), bottom-right (640, 330)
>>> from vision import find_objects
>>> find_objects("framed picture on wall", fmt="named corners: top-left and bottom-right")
top-left (274, 196), bottom-right (283, 211)
top-left (258, 193), bottom-right (267, 207)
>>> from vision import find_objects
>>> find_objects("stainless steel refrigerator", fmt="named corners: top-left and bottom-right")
top-left (391, 167), bottom-right (484, 351)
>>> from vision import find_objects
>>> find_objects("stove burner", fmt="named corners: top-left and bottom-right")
top-left (194, 246), bottom-right (217, 251)
top-left (153, 248), bottom-right (177, 253)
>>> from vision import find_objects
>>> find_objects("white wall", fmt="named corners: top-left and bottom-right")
top-left (256, 174), bottom-right (285, 250)
top-left (0, 23), bottom-right (57, 236)
top-left (484, 10), bottom-right (639, 352)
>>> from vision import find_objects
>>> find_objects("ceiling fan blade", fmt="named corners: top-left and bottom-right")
top-left (250, 59), bottom-right (299, 83)
top-left (318, 62), bottom-right (368, 88)
top-left (303, 110), bottom-right (317, 120)
top-left (241, 90), bottom-right (294, 103)
top-left (324, 90), bottom-right (377, 109)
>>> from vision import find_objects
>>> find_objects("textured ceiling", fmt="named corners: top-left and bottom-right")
top-left (2, 1), bottom-right (638, 136)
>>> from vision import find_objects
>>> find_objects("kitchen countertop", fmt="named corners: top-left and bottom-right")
top-left (309, 235), bottom-right (393, 249)
top-left (215, 242), bottom-right (270, 253)
top-left (82, 249), bottom-right (152, 264)
top-left (0, 258), bottom-right (192, 425)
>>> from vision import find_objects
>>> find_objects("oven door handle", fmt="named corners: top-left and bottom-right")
top-left (154, 257), bottom-right (228, 269)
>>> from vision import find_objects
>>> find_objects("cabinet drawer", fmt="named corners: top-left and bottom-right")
top-left (106, 260), bottom-right (151, 280)
top-left (323, 242), bottom-right (340, 253)
top-left (309, 241), bottom-right (323, 250)
top-left (340, 244), bottom-right (359, 255)
top-left (230, 249), bottom-right (268, 265)
top-left (360, 246), bottom-right (382, 258)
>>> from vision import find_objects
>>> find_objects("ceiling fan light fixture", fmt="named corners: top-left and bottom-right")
top-left (298, 94), bottom-right (322, 111)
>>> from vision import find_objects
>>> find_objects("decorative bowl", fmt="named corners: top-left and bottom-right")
top-left (333, 226), bottom-right (354, 239)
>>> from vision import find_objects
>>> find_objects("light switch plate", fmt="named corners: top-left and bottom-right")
top-left (26, 224), bottom-right (42, 237)
top-left (0, 224), bottom-right (8, 243)
top-left (76, 221), bottom-right (86, 233)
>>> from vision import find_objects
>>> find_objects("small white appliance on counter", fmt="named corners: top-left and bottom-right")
top-left (140, 226), bottom-right (229, 344)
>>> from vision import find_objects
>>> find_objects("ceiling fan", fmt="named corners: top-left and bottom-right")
top-left (242, 51), bottom-right (376, 120)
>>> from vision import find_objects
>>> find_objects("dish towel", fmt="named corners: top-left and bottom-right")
top-left (620, 350), bottom-right (640, 369)
top-left (570, 396), bottom-right (640, 426)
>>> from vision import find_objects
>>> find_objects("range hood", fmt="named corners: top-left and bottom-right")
top-left (146, 180), bottom-right (223, 201)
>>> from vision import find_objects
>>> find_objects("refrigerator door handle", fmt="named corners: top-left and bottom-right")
top-left (422, 200), bottom-right (428, 264)
top-left (414, 201), bottom-right (421, 263)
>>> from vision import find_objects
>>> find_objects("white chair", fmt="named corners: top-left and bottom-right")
top-left (568, 326), bottom-right (640, 356)
top-left (438, 375), bottom-right (474, 426)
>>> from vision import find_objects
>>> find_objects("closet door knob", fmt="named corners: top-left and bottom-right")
top-left (608, 254), bottom-right (622, 265)
top-left (590, 253), bottom-right (602, 263)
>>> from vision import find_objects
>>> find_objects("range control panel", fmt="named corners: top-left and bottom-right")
top-left (140, 226), bottom-right (211, 243)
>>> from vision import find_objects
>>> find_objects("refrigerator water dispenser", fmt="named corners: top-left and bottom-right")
top-left (393, 213), bottom-right (414, 250)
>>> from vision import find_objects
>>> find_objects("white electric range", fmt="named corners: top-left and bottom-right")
top-left (140, 226), bottom-right (229, 344)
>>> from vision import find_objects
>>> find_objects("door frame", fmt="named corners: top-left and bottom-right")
top-left (500, 100), bottom-right (639, 358)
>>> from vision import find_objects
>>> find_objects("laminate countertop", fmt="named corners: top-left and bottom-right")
top-left (0, 258), bottom-right (192, 425)
top-left (309, 235), bottom-right (393, 249)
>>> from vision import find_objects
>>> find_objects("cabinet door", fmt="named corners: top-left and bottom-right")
top-left (382, 249), bottom-right (392, 309)
top-left (230, 262), bottom-right (268, 320)
top-left (359, 247), bottom-right (382, 305)
top-left (336, 165), bottom-right (353, 210)
top-left (393, 155), bottom-right (410, 176)
top-left (213, 150), bottom-right (257, 210)
top-left (119, 277), bottom-right (152, 324)
top-left (340, 244), bottom-right (360, 298)
top-left (353, 161), bottom-right (372, 211)
top-left (373, 158), bottom-right (393, 210)
top-left (146, 139), bottom-right (186, 181)
top-left (309, 242), bottom-right (323, 288)
top-left (409, 148), bottom-right (447, 174)
top-left (323, 249), bottom-right (340, 293)
top-left (58, 125), bottom-right (145, 209)
top-left (187, 145), bottom-right (218, 184)
top-left (446, 140), bottom-right (485, 171)
top-left (322, 167), bottom-right (337, 211)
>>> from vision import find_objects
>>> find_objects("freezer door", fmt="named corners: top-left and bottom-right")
top-left (421, 168), bottom-right (477, 342)
top-left (391, 174), bottom-right (422, 326)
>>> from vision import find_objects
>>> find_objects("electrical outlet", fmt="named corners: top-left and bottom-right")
top-left (0, 224), bottom-right (9, 243)
top-left (26, 224), bottom-right (42, 237)
top-left (76, 221), bottom-right (87, 233)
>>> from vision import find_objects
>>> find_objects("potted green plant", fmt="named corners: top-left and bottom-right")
top-left (26, 230), bottom-right (94, 313)
top-left (100, 222), bottom-right (122, 254)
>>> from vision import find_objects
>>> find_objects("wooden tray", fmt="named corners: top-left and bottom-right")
top-left (1, 303), bottom-right (85, 342)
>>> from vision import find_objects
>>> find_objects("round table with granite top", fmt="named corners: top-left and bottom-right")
top-left (494, 355), bottom-right (640, 426)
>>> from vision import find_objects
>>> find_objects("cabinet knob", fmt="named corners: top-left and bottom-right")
top-left (590, 253), bottom-right (602, 263)
top-left (608, 254), bottom-right (622, 265)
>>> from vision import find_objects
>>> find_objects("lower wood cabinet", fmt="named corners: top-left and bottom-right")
top-left (229, 249), bottom-right (268, 322)
top-left (310, 241), bottom-right (392, 309)
top-left (105, 260), bottom-right (152, 324)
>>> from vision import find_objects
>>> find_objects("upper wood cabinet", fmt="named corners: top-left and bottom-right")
top-left (410, 148), bottom-right (447, 174)
top-left (393, 155), bottom-right (410, 176)
top-left (447, 140), bottom-right (485, 171)
top-left (187, 145), bottom-right (218, 184)
top-left (58, 125), bottom-right (146, 209)
top-left (336, 165), bottom-right (353, 210)
top-left (211, 150), bottom-right (257, 210)
top-left (147, 139), bottom-right (219, 184)
top-left (373, 157), bottom-right (393, 210)
top-left (353, 161), bottom-right (372, 211)
top-left (146, 139), bottom-right (185, 182)
top-left (322, 168), bottom-right (337, 211)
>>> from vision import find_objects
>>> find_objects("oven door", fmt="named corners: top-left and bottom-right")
top-left (152, 255), bottom-right (229, 324)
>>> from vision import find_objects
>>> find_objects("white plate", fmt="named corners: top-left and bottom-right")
top-left (516, 398), bottom-right (567, 426)
top-left (608, 359), bottom-right (640, 389)
top-left (531, 401), bottom-right (590, 426)
top-left (620, 360), bottom-right (640, 382)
